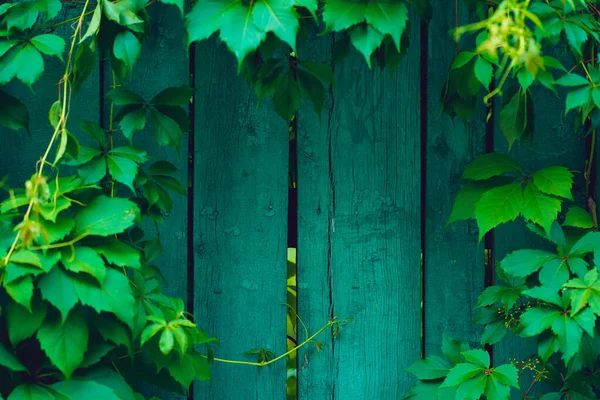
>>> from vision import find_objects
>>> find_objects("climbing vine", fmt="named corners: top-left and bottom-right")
top-left (1, 0), bottom-right (600, 399)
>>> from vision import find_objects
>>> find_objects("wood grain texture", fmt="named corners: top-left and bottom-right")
top-left (424, 1), bottom-right (486, 355)
top-left (297, 18), bottom-right (422, 398)
top-left (0, 3), bottom-right (99, 187)
top-left (116, 3), bottom-right (190, 399)
top-left (493, 65), bottom-right (585, 397)
top-left (193, 40), bottom-right (289, 400)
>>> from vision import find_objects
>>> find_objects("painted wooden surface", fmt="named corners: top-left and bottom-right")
top-left (192, 41), bottom-right (289, 400)
top-left (115, 3), bottom-right (190, 399)
top-left (424, 0), bottom-right (486, 356)
top-left (493, 61), bottom-right (584, 397)
top-left (297, 17), bottom-right (422, 398)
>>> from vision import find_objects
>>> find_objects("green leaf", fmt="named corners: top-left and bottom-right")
top-left (322, 0), bottom-right (365, 32)
top-left (78, 156), bottom-right (107, 184)
top-left (499, 89), bottom-right (529, 149)
top-left (569, 232), bottom-right (600, 256)
top-left (539, 258), bottom-right (569, 289)
top-left (93, 314), bottom-right (132, 351)
top-left (519, 307), bottom-right (561, 337)
top-left (522, 183), bottom-right (562, 232)
top-left (106, 88), bottom-right (145, 105)
top-left (451, 52), bottom-right (476, 70)
top-left (556, 73), bottom-right (589, 86)
top-left (551, 313), bottom-right (583, 363)
top-left (61, 246), bottom-right (107, 285)
top-left (0, 342), bottom-right (26, 371)
top-left (565, 86), bottom-right (592, 114)
top-left (118, 108), bottom-right (147, 141)
top-left (273, 73), bottom-right (300, 121)
top-left (0, 89), bottom-right (29, 133)
top-left (107, 155), bottom-right (138, 192)
top-left (37, 308), bottom-right (89, 379)
top-left (80, 341), bottom-right (115, 368)
top-left (159, 329), bottom-right (175, 355)
top-left (185, 0), bottom-right (237, 45)
top-left (484, 375), bottom-right (510, 400)
top-left (38, 266), bottom-right (78, 323)
top-left (30, 34), bottom-right (65, 61)
top-left (441, 363), bottom-right (483, 387)
top-left (80, 3), bottom-right (102, 42)
top-left (252, 0), bottom-right (299, 51)
top-left (150, 85), bottom-right (194, 106)
top-left (481, 322), bottom-right (508, 346)
top-left (103, 0), bottom-right (144, 27)
top-left (474, 184), bottom-right (524, 241)
top-left (5, 276), bottom-right (33, 312)
top-left (78, 120), bottom-right (106, 147)
top-left (461, 349), bottom-right (489, 368)
top-left (294, 0), bottom-right (317, 18)
top-left (442, 335), bottom-right (469, 365)
top-left (75, 196), bottom-right (138, 237)
top-left (219, 3), bottom-right (267, 69)
top-left (110, 146), bottom-right (148, 163)
top-left (500, 249), bottom-right (557, 277)
top-left (461, 154), bottom-right (522, 180)
top-left (477, 285), bottom-right (522, 310)
top-left (113, 31), bottom-right (141, 74)
top-left (364, 0), bottom-right (408, 52)
top-left (6, 300), bottom-right (47, 347)
top-left (7, 384), bottom-right (56, 400)
top-left (474, 57), bottom-right (492, 88)
top-left (522, 286), bottom-right (562, 307)
top-left (491, 364), bottom-right (519, 388)
top-left (349, 24), bottom-right (384, 68)
top-left (13, 44), bottom-right (44, 87)
top-left (406, 355), bottom-right (452, 380)
top-left (532, 166), bottom-right (573, 200)
top-left (447, 182), bottom-right (490, 225)
top-left (167, 351), bottom-right (211, 386)
top-left (150, 109), bottom-right (182, 148)
top-left (74, 268), bottom-right (136, 329)
top-left (299, 61), bottom-right (334, 84)
top-left (455, 374), bottom-right (486, 400)
top-left (51, 380), bottom-right (121, 399)
top-left (95, 239), bottom-right (141, 269)
top-left (73, 43), bottom-right (96, 91)
top-left (564, 21), bottom-right (587, 56)
top-left (141, 324), bottom-right (164, 347)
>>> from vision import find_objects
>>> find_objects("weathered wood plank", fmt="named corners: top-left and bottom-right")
top-left (424, 1), bottom-right (486, 355)
top-left (297, 18), bottom-right (422, 398)
top-left (0, 3), bottom-right (99, 187)
top-left (114, 3), bottom-right (190, 399)
top-left (493, 67), bottom-right (584, 397)
top-left (193, 41), bottom-right (289, 400)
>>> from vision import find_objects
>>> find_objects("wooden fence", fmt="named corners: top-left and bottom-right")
top-left (0, 1), bottom-right (594, 399)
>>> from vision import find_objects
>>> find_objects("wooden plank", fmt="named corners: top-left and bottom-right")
top-left (493, 65), bottom-right (584, 396)
top-left (110, 3), bottom-right (190, 399)
top-left (193, 41), bottom-right (289, 399)
top-left (424, 1), bottom-right (486, 355)
top-left (0, 3), bottom-right (99, 187)
top-left (297, 19), bottom-right (422, 398)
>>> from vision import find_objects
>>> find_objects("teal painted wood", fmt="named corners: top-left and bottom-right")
top-left (0, 3), bottom-right (99, 187)
top-left (297, 17), bottom-right (422, 398)
top-left (424, 1), bottom-right (486, 356)
top-left (296, 34), bottom-right (335, 399)
top-left (116, 3), bottom-right (190, 399)
top-left (193, 41), bottom-right (289, 399)
top-left (493, 71), bottom-right (584, 396)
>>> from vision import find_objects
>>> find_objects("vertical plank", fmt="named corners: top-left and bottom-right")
top-left (121, 2), bottom-right (189, 304)
top-left (110, 3), bottom-right (189, 399)
top-left (424, 1), bottom-right (486, 355)
top-left (0, 3), bottom-right (99, 187)
top-left (296, 34), bottom-right (335, 399)
top-left (193, 41), bottom-right (289, 399)
top-left (493, 62), bottom-right (584, 395)
top-left (297, 17), bottom-right (422, 398)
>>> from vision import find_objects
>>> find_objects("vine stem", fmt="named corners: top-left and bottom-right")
top-left (207, 319), bottom-right (336, 367)
top-left (2, 0), bottom-right (91, 269)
